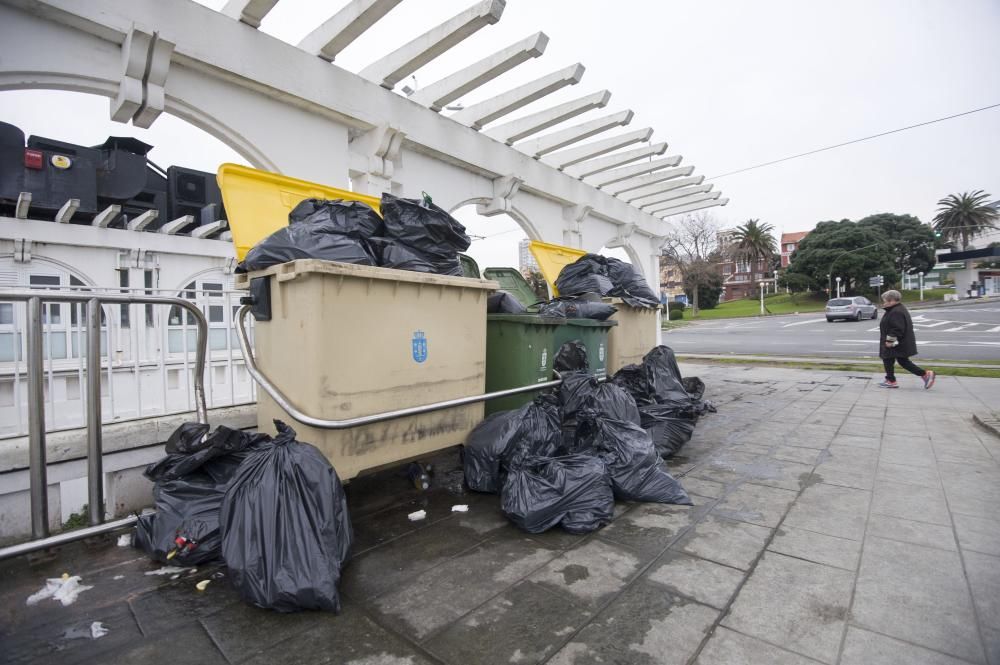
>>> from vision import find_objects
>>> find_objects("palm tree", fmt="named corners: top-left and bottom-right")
top-left (731, 219), bottom-right (777, 292)
top-left (932, 190), bottom-right (999, 250)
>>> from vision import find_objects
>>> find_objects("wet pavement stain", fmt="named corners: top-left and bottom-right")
top-left (560, 564), bottom-right (590, 585)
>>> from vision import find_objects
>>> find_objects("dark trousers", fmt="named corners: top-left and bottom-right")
top-left (883, 356), bottom-right (925, 381)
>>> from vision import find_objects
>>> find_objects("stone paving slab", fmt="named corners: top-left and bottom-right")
top-left (2, 364), bottom-right (999, 664)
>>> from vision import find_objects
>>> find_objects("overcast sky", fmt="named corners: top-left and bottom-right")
top-left (3, 0), bottom-right (998, 269)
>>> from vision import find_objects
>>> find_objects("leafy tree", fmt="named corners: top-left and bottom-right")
top-left (857, 213), bottom-right (935, 277)
top-left (932, 190), bottom-right (999, 250)
top-left (682, 259), bottom-right (723, 309)
top-left (731, 219), bottom-right (777, 287)
top-left (976, 242), bottom-right (1000, 270)
top-left (526, 270), bottom-right (549, 301)
top-left (778, 272), bottom-right (812, 293)
top-left (784, 220), bottom-right (898, 295)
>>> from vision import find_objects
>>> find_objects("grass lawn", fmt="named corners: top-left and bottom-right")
top-left (681, 287), bottom-right (957, 321)
top-left (687, 293), bottom-right (828, 320)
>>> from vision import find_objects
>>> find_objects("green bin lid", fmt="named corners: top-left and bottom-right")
top-left (487, 313), bottom-right (566, 325)
top-left (459, 254), bottom-right (481, 279)
top-left (483, 267), bottom-right (539, 308)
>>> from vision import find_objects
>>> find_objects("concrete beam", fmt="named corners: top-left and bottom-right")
top-left (411, 32), bottom-right (547, 111)
top-left (563, 142), bottom-right (668, 179)
top-left (55, 198), bottom-right (80, 223)
top-left (604, 166), bottom-right (695, 195)
top-left (91, 204), bottom-right (121, 228)
top-left (656, 197), bottom-right (729, 218)
top-left (191, 220), bottom-right (228, 239)
top-left (542, 127), bottom-right (652, 170)
top-left (517, 110), bottom-right (633, 158)
top-left (126, 209), bottom-right (158, 231)
top-left (359, 0), bottom-right (505, 89)
top-left (298, 0), bottom-right (403, 62)
top-left (485, 89), bottom-right (610, 144)
top-left (158, 215), bottom-right (194, 235)
top-left (584, 156), bottom-right (684, 188)
top-left (220, 0), bottom-right (279, 28)
top-left (635, 184), bottom-right (713, 209)
top-left (15, 192), bottom-right (31, 219)
top-left (646, 191), bottom-right (720, 215)
top-left (451, 63), bottom-right (585, 129)
top-left (621, 174), bottom-right (705, 203)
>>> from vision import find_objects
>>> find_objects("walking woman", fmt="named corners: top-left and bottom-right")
top-left (879, 290), bottom-right (935, 389)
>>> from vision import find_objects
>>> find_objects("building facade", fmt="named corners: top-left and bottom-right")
top-left (517, 238), bottom-right (540, 276)
top-left (780, 231), bottom-right (809, 268)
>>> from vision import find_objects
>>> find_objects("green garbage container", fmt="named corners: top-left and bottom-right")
top-left (482, 267), bottom-right (540, 309)
top-left (485, 314), bottom-right (565, 415)
top-left (553, 318), bottom-right (618, 379)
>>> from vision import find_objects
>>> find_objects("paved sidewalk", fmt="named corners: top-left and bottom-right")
top-left (1, 364), bottom-right (998, 664)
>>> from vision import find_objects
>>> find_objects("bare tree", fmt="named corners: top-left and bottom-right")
top-left (660, 211), bottom-right (724, 316)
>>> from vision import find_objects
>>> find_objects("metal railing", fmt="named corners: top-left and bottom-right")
top-left (0, 290), bottom-right (208, 547)
top-left (235, 305), bottom-right (563, 429)
top-left (0, 286), bottom-right (255, 438)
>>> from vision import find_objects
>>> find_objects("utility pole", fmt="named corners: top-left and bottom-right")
top-left (919, 271), bottom-right (925, 301)
top-left (759, 281), bottom-right (765, 315)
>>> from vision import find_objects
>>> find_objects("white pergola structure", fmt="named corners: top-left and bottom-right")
top-left (0, 0), bottom-right (728, 280)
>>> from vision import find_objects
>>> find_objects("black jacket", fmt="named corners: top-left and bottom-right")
top-left (879, 303), bottom-right (918, 358)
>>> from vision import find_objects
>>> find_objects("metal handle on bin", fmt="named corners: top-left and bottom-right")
top-left (234, 305), bottom-right (563, 429)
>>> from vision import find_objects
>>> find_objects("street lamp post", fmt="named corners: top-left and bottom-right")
top-left (919, 271), bottom-right (925, 301)
top-left (759, 281), bottom-right (765, 315)
top-left (835, 276), bottom-right (842, 298)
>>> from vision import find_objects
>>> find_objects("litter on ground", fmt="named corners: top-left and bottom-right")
top-left (407, 510), bottom-right (426, 521)
top-left (26, 574), bottom-right (93, 607)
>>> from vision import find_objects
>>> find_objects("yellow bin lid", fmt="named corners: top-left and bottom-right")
top-left (216, 163), bottom-right (381, 260)
top-left (528, 240), bottom-right (587, 296)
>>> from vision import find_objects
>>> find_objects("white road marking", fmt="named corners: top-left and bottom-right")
top-left (942, 323), bottom-right (982, 332)
top-left (782, 318), bottom-right (827, 328)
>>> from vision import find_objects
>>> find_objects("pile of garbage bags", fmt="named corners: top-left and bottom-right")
top-left (554, 253), bottom-right (661, 309)
top-left (239, 193), bottom-right (470, 277)
top-left (135, 420), bottom-right (353, 613)
top-left (465, 342), bottom-right (712, 535)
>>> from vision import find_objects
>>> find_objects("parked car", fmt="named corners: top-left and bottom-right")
top-left (826, 296), bottom-right (878, 322)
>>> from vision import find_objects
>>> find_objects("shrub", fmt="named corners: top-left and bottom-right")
top-left (668, 308), bottom-right (684, 321)
top-left (667, 301), bottom-right (685, 312)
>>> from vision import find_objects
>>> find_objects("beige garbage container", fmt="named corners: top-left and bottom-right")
top-left (604, 298), bottom-right (659, 373)
top-left (236, 259), bottom-right (496, 480)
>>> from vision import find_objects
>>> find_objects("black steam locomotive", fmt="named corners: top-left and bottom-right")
top-left (0, 120), bottom-right (226, 233)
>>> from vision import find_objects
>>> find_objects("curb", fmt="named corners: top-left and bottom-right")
top-left (973, 414), bottom-right (1000, 439)
top-left (677, 353), bottom-right (1000, 371)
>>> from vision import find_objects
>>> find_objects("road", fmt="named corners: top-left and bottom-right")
top-left (664, 301), bottom-right (1000, 363)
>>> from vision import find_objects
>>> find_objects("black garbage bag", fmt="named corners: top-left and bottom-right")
top-left (555, 257), bottom-right (616, 298)
top-left (576, 413), bottom-right (691, 504)
top-left (554, 340), bottom-right (589, 373)
top-left (640, 405), bottom-right (696, 458)
top-left (134, 479), bottom-right (228, 566)
top-left (288, 199), bottom-right (384, 239)
top-left (379, 193), bottom-right (471, 276)
top-left (537, 298), bottom-right (617, 320)
top-left (487, 290), bottom-right (527, 314)
top-left (557, 371), bottom-right (599, 421)
top-left (592, 382), bottom-right (642, 425)
top-left (464, 397), bottom-right (562, 493)
top-left (238, 199), bottom-right (380, 272)
top-left (554, 254), bottom-right (659, 309)
top-left (501, 454), bottom-right (614, 534)
top-left (603, 257), bottom-right (660, 308)
top-left (135, 424), bottom-right (269, 565)
top-left (610, 363), bottom-right (652, 406)
top-left (144, 424), bottom-right (270, 483)
top-left (220, 421), bottom-right (353, 613)
top-left (682, 376), bottom-right (706, 401)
